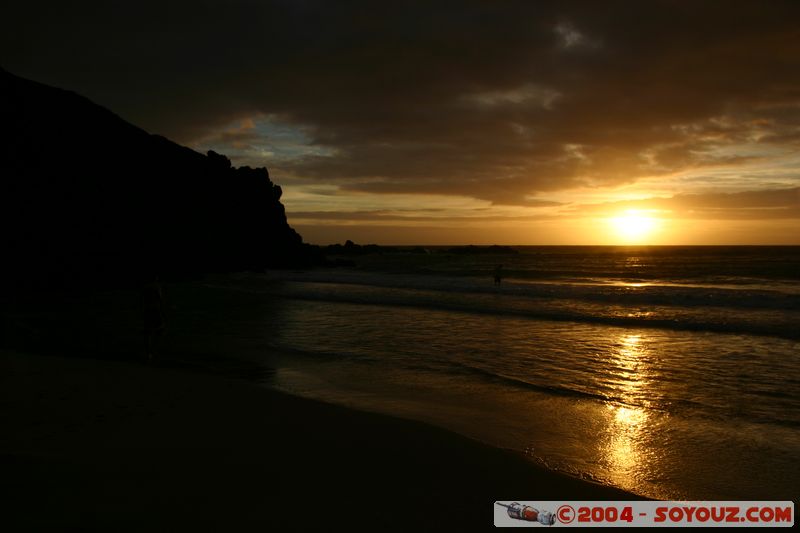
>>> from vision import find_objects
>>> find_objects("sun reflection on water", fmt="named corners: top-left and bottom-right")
top-left (613, 334), bottom-right (647, 403)
top-left (604, 404), bottom-right (649, 475)
top-left (599, 333), bottom-right (656, 489)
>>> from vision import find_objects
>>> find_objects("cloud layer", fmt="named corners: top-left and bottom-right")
top-left (4, 0), bottom-right (800, 238)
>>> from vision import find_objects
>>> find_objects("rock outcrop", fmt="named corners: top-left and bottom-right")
top-left (0, 68), bottom-right (311, 290)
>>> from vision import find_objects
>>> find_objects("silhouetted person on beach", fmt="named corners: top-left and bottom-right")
top-left (142, 276), bottom-right (166, 360)
top-left (494, 264), bottom-right (503, 285)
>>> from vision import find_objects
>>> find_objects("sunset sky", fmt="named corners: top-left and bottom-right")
top-left (4, 1), bottom-right (800, 244)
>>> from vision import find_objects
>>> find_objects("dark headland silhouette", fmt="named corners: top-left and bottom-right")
top-left (0, 68), bottom-right (316, 292)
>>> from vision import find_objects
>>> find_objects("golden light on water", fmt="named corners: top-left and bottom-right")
top-left (605, 404), bottom-right (649, 475)
top-left (614, 334), bottom-right (646, 404)
top-left (599, 333), bottom-right (656, 488)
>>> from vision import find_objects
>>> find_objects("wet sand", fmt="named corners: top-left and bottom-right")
top-left (1, 350), bottom-right (639, 531)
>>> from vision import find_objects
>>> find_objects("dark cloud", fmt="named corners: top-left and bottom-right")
top-left (289, 210), bottom-right (557, 223)
top-left (4, 1), bottom-right (800, 206)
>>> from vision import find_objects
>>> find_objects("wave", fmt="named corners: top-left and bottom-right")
top-left (266, 340), bottom-right (800, 429)
top-left (443, 360), bottom-right (611, 403)
top-left (217, 271), bottom-right (800, 340)
top-left (259, 270), bottom-right (800, 309)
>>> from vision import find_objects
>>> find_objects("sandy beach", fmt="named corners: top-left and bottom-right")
top-left (2, 349), bottom-right (638, 531)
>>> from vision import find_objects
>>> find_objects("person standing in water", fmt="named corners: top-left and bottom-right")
top-left (142, 275), bottom-right (166, 360)
top-left (494, 264), bottom-right (503, 285)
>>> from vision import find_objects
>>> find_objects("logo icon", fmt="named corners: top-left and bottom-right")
top-left (496, 502), bottom-right (556, 525)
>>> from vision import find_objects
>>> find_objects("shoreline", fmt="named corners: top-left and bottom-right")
top-left (2, 349), bottom-right (640, 530)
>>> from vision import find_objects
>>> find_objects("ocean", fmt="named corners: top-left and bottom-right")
top-left (204, 246), bottom-right (800, 501)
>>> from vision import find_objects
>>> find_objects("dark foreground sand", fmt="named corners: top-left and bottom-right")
top-left (1, 350), bottom-right (638, 531)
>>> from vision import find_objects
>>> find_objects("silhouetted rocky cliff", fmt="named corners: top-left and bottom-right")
top-left (0, 68), bottom-right (314, 290)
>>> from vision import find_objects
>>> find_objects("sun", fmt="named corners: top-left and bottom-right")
top-left (609, 210), bottom-right (659, 242)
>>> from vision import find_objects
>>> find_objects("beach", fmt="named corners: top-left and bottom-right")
top-left (1, 349), bottom-right (635, 531)
top-left (3, 246), bottom-right (798, 530)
